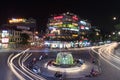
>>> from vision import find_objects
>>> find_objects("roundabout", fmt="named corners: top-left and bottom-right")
top-left (46, 63), bottom-right (87, 73)
top-left (43, 52), bottom-right (86, 73)
top-left (35, 51), bottom-right (100, 78)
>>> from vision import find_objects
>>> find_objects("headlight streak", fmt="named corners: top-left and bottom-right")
top-left (8, 48), bottom-right (46, 80)
top-left (91, 43), bottom-right (120, 70)
top-left (18, 53), bottom-right (34, 80)
top-left (7, 48), bottom-right (35, 80)
top-left (45, 63), bottom-right (87, 73)
top-left (20, 53), bottom-right (46, 80)
top-left (7, 53), bottom-right (26, 80)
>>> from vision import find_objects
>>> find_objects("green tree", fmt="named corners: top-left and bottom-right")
top-left (113, 23), bottom-right (120, 41)
top-left (88, 31), bottom-right (96, 42)
top-left (114, 23), bottom-right (120, 31)
top-left (88, 30), bottom-right (100, 42)
top-left (20, 33), bottom-right (30, 45)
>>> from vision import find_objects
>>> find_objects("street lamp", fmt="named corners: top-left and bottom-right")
top-left (96, 32), bottom-right (99, 36)
top-left (35, 31), bottom-right (38, 35)
top-left (112, 32), bottom-right (115, 35)
top-left (113, 17), bottom-right (117, 20)
top-left (118, 32), bottom-right (120, 35)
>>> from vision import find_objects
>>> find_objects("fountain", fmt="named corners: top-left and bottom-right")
top-left (38, 51), bottom-right (99, 78)
top-left (40, 51), bottom-right (89, 78)
top-left (46, 51), bottom-right (85, 69)
top-left (55, 52), bottom-right (74, 67)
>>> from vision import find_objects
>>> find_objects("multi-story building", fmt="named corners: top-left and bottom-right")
top-left (8, 18), bottom-right (36, 32)
top-left (46, 12), bottom-right (79, 40)
top-left (78, 20), bottom-right (91, 47)
top-left (45, 12), bottom-right (80, 48)
top-left (0, 18), bottom-right (37, 48)
top-left (45, 12), bottom-right (91, 48)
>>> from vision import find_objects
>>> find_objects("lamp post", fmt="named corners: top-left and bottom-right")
top-left (113, 17), bottom-right (117, 20)
top-left (112, 32), bottom-right (115, 35)
top-left (118, 31), bottom-right (120, 35)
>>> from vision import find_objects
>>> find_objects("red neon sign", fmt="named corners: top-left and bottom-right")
top-left (80, 26), bottom-right (85, 29)
top-left (47, 34), bottom-right (55, 36)
top-left (54, 16), bottom-right (63, 19)
top-left (72, 16), bottom-right (78, 20)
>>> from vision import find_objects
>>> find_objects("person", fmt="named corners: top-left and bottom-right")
top-left (54, 71), bottom-right (59, 78)
top-left (54, 71), bottom-right (62, 79)
top-left (90, 67), bottom-right (98, 77)
top-left (91, 58), bottom-right (95, 64)
top-left (46, 60), bottom-right (52, 67)
top-left (90, 67), bottom-right (94, 74)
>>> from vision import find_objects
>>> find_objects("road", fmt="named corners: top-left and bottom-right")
top-left (0, 52), bottom-right (18, 80)
top-left (0, 45), bottom-right (120, 80)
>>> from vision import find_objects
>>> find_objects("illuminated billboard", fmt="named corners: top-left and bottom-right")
top-left (9, 18), bottom-right (26, 23)
top-left (54, 16), bottom-right (63, 20)
top-left (2, 30), bottom-right (9, 37)
top-left (48, 23), bottom-right (78, 30)
top-left (2, 30), bottom-right (9, 43)
top-left (2, 38), bottom-right (9, 43)
top-left (72, 16), bottom-right (78, 21)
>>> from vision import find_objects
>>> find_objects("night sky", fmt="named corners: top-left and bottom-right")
top-left (0, 0), bottom-right (120, 34)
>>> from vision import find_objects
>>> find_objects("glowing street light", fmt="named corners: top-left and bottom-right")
top-left (35, 31), bottom-right (38, 34)
top-left (118, 32), bottom-right (120, 35)
top-left (113, 17), bottom-right (117, 20)
top-left (96, 32), bottom-right (99, 36)
top-left (112, 32), bottom-right (115, 35)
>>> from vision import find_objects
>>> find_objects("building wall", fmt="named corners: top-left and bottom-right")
top-left (0, 18), bottom-right (37, 48)
top-left (45, 12), bottom-right (92, 48)
top-left (46, 12), bottom-right (79, 41)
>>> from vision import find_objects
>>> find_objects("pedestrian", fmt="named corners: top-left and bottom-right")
top-left (54, 71), bottom-right (62, 79)
top-left (90, 67), bottom-right (96, 76)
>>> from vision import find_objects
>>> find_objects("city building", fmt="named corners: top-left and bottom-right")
top-left (0, 18), bottom-right (37, 48)
top-left (78, 20), bottom-right (91, 47)
top-left (45, 12), bottom-right (91, 48)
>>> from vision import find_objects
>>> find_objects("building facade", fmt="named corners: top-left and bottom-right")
top-left (45, 12), bottom-right (91, 48)
top-left (0, 18), bottom-right (37, 48)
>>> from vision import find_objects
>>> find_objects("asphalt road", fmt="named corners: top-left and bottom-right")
top-left (0, 52), bottom-right (18, 80)
top-left (0, 48), bottom-right (120, 80)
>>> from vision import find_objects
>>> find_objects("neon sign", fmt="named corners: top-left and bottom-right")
top-left (47, 34), bottom-right (55, 36)
top-left (9, 18), bottom-right (26, 23)
top-left (72, 16), bottom-right (78, 20)
top-left (54, 16), bottom-right (63, 20)
top-left (80, 26), bottom-right (85, 29)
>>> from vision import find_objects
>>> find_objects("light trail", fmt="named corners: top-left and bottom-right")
top-left (18, 53), bottom-right (34, 80)
top-left (7, 48), bottom-right (46, 80)
top-left (91, 42), bottom-right (120, 70)
top-left (20, 52), bottom-right (46, 80)
top-left (46, 63), bottom-right (87, 73)
top-left (7, 54), bottom-right (25, 80)
top-left (7, 48), bottom-right (33, 80)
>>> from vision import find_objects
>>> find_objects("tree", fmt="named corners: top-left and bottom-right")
top-left (88, 29), bottom-right (100, 42)
top-left (113, 23), bottom-right (120, 41)
top-left (20, 33), bottom-right (30, 45)
top-left (114, 23), bottom-right (120, 31)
